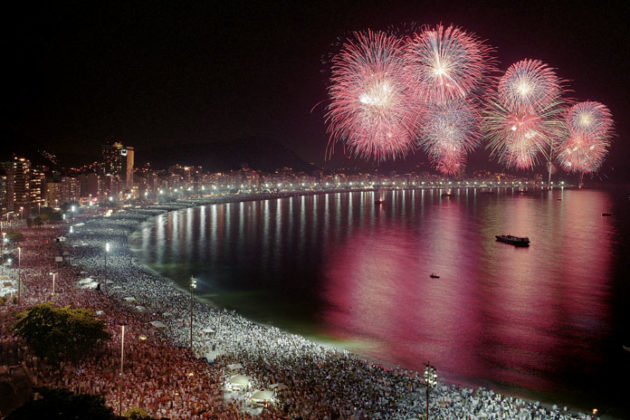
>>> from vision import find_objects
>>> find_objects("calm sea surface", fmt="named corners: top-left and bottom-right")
top-left (130, 188), bottom-right (630, 416)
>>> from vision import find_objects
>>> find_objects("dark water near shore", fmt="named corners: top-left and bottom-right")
top-left (131, 188), bottom-right (630, 417)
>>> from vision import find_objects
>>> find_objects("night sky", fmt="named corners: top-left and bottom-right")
top-left (4, 0), bottom-right (629, 177)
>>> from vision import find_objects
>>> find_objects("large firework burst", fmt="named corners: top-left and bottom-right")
top-left (405, 24), bottom-right (495, 104)
top-left (419, 99), bottom-right (480, 174)
top-left (325, 30), bottom-right (421, 160)
top-left (484, 101), bottom-right (565, 169)
top-left (484, 58), bottom-right (566, 170)
top-left (497, 59), bottom-right (561, 111)
top-left (557, 101), bottom-right (613, 174)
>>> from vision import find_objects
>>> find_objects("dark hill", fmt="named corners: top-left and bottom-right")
top-left (136, 137), bottom-right (318, 173)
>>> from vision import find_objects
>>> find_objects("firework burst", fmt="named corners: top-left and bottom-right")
top-left (484, 101), bottom-right (565, 169)
top-left (497, 59), bottom-right (561, 111)
top-left (557, 132), bottom-right (608, 174)
top-left (405, 24), bottom-right (495, 104)
top-left (485, 58), bottom-right (566, 171)
top-left (558, 101), bottom-right (613, 174)
top-left (325, 30), bottom-right (421, 160)
top-left (565, 101), bottom-right (613, 139)
top-left (419, 99), bottom-right (480, 174)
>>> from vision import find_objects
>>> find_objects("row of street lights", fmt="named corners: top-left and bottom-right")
top-left (8, 244), bottom-right (59, 304)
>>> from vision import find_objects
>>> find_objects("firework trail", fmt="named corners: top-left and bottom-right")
top-left (497, 59), bottom-right (561, 112)
top-left (419, 99), bottom-right (480, 174)
top-left (558, 101), bottom-right (613, 175)
top-left (325, 30), bottom-right (422, 160)
top-left (405, 24), bottom-right (495, 104)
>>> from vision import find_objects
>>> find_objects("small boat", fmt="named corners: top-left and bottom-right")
top-left (430, 273), bottom-right (440, 279)
top-left (375, 200), bottom-right (385, 204)
top-left (602, 212), bottom-right (612, 216)
top-left (496, 234), bottom-right (530, 247)
top-left (441, 193), bottom-right (453, 197)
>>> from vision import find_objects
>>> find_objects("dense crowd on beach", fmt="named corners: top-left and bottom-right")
top-left (0, 199), bottom-right (601, 419)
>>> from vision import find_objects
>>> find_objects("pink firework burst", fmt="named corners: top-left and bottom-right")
top-left (557, 132), bottom-right (609, 174)
top-left (558, 101), bottom-right (613, 174)
top-left (497, 59), bottom-right (562, 111)
top-left (484, 102), bottom-right (565, 169)
top-left (565, 101), bottom-right (613, 139)
top-left (419, 99), bottom-right (480, 174)
top-left (325, 30), bottom-right (421, 160)
top-left (434, 148), bottom-right (467, 176)
top-left (405, 24), bottom-right (495, 103)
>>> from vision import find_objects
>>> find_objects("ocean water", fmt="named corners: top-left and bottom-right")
top-left (131, 188), bottom-right (630, 416)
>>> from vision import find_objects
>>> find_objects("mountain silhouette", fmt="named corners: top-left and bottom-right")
top-left (136, 137), bottom-right (318, 173)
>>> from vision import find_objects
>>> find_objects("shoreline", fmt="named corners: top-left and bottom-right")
top-left (62, 190), bottom-right (608, 419)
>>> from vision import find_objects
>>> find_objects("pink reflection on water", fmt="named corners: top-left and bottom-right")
top-left (321, 189), bottom-right (613, 394)
top-left (322, 195), bottom-right (480, 378)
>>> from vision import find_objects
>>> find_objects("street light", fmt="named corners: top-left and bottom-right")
top-left (104, 242), bottom-right (110, 291)
top-left (50, 272), bottom-right (57, 296)
top-left (17, 246), bottom-right (21, 304)
top-left (189, 276), bottom-right (197, 354)
top-left (105, 242), bottom-right (111, 261)
top-left (118, 325), bottom-right (125, 416)
top-left (423, 362), bottom-right (437, 420)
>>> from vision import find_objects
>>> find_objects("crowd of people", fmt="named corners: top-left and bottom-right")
top-left (0, 200), bottom-right (601, 419)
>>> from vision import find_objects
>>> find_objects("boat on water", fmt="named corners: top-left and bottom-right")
top-left (430, 273), bottom-right (440, 278)
top-left (496, 234), bottom-right (530, 247)
top-left (375, 188), bottom-right (384, 204)
top-left (602, 212), bottom-right (612, 216)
